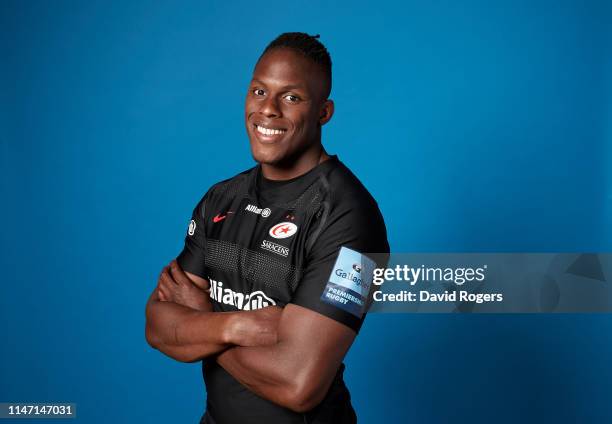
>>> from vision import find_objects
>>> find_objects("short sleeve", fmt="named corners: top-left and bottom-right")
top-left (176, 194), bottom-right (208, 279)
top-left (290, 201), bottom-right (389, 333)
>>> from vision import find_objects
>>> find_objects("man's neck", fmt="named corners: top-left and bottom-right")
top-left (261, 146), bottom-right (330, 181)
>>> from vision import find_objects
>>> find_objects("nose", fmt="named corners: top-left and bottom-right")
top-left (260, 95), bottom-right (281, 118)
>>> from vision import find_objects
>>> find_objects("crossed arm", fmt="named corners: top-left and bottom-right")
top-left (216, 303), bottom-right (355, 412)
top-left (144, 262), bottom-right (280, 362)
top-left (145, 260), bottom-right (357, 412)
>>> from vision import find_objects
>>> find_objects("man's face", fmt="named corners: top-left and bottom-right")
top-left (245, 48), bottom-right (331, 167)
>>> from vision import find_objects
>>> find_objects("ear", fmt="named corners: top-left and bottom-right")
top-left (319, 99), bottom-right (335, 126)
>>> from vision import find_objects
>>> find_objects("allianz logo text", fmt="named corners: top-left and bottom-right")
top-left (209, 278), bottom-right (276, 310)
top-left (245, 204), bottom-right (271, 218)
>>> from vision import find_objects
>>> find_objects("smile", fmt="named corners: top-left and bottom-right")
top-left (255, 124), bottom-right (287, 136)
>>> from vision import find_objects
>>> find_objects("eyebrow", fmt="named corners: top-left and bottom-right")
top-left (250, 79), bottom-right (306, 91)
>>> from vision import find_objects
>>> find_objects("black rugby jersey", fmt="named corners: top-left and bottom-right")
top-left (177, 155), bottom-right (389, 424)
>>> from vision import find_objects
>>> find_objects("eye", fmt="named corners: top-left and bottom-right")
top-left (284, 94), bottom-right (300, 103)
top-left (252, 88), bottom-right (265, 96)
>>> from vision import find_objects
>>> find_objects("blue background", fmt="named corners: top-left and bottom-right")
top-left (1, 0), bottom-right (611, 422)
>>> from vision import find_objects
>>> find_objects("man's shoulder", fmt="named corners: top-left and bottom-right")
top-left (320, 158), bottom-right (381, 214)
top-left (309, 157), bottom-right (390, 258)
top-left (203, 166), bottom-right (257, 201)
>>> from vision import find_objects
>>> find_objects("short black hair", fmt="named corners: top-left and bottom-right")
top-left (259, 32), bottom-right (332, 98)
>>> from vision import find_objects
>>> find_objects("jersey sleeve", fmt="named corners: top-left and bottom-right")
top-left (290, 200), bottom-right (390, 333)
top-left (176, 193), bottom-right (209, 279)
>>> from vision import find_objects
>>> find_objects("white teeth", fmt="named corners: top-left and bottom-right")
top-left (256, 125), bottom-right (286, 136)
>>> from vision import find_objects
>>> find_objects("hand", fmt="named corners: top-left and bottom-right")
top-left (157, 260), bottom-right (211, 311)
top-left (229, 306), bottom-right (283, 347)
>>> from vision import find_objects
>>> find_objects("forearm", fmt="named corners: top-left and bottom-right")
top-left (217, 344), bottom-right (295, 407)
top-left (215, 304), bottom-right (355, 413)
top-left (216, 342), bottom-right (328, 412)
top-left (145, 294), bottom-right (234, 362)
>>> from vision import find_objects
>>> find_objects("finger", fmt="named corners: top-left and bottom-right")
top-left (161, 267), bottom-right (179, 286)
top-left (157, 266), bottom-right (170, 287)
top-left (158, 265), bottom-right (170, 280)
top-left (158, 285), bottom-right (170, 301)
top-left (158, 274), bottom-right (170, 292)
top-left (159, 275), bottom-right (178, 299)
top-left (170, 260), bottom-right (193, 286)
top-left (155, 267), bottom-right (170, 300)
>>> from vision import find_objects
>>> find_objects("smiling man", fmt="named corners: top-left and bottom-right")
top-left (145, 33), bottom-right (389, 424)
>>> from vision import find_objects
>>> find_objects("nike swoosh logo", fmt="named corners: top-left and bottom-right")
top-left (213, 214), bottom-right (226, 223)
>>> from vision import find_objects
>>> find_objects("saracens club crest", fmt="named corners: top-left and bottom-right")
top-left (269, 222), bottom-right (298, 239)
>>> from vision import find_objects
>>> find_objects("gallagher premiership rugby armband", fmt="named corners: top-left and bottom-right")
top-left (321, 247), bottom-right (376, 318)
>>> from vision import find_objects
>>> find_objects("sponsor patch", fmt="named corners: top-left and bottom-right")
top-left (188, 219), bottom-right (196, 236)
top-left (209, 277), bottom-right (276, 310)
top-left (321, 247), bottom-right (376, 317)
top-left (245, 204), bottom-right (271, 218)
top-left (261, 239), bottom-right (290, 257)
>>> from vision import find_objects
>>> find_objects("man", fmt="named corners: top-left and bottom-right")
top-left (145, 32), bottom-right (389, 424)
